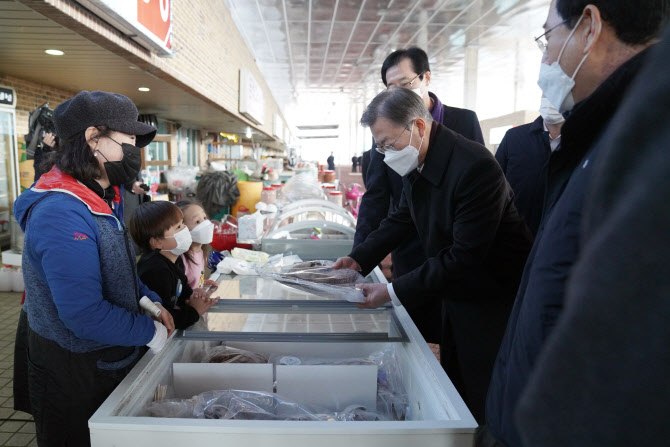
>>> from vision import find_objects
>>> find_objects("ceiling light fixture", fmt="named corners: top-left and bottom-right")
top-left (45, 49), bottom-right (64, 56)
top-left (138, 87), bottom-right (150, 92)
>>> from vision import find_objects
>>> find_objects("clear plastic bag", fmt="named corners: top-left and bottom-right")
top-left (257, 260), bottom-right (366, 303)
top-left (276, 173), bottom-right (325, 204)
top-left (193, 390), bottom-right (324, 421)
top-left (201, 346), bottom-right (268, 364)
top-left (145, 398), bottom-right (197, 418)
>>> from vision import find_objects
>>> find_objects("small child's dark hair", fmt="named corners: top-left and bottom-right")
top-left (129, 201), bottom-right (183, 253)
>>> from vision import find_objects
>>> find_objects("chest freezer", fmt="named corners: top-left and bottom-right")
top-left (89, 268), bottom-right (476, 446)
top-left (261, 199), bottom-right (357, 259)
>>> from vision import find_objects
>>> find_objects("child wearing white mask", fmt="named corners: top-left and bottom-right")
top-left (176, 200), bottom-right (214, 290)
top-left (130, 201), bottom-right (219, 329)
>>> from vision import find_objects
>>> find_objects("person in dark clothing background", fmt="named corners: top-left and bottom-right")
top-left (354, 47), bottom-right (485, 344)
top-left (327, 152), bottom-right (335, 171)
top-left (481, 1), bottom-right (669, 446)
top-left (335, 87), bottom-right (532, 423)
top-left (361, 148), bottom-right (371, 187)
top-left (495, 97), bottom-right (564, 236)
top-left (351, 154), bottom-right (358, 172)
top-left (516, 23), bottom-right (670, 446)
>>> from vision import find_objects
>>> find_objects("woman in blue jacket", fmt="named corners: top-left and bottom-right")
top-left (13, 91), bottom-right (175, 446)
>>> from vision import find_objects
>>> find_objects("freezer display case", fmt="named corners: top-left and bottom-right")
top-left (90, 268), bottom-right (477, 446)
top-left (261, 199), bottom-right (357, 259)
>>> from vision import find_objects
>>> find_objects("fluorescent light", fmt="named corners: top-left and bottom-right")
top-left (138, 87), bottom-right (150, 92)
top-left (45, 49), bottom-right (64, 56)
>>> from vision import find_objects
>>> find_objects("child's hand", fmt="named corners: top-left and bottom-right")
top-left (202, 280), bottom-right (218, 298)
top-left (187, 290), bottom-right (219, 315)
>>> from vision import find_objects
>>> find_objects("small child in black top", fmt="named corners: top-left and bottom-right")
top-left (129, 201), bottom-right (218, 329)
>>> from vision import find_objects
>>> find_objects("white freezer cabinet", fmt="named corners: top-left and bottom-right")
top-left (89, 269), bottom-right (476, 446)
top-left (261, 199), bottom-right (357, 259)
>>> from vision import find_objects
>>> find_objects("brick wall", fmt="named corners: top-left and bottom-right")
top-left (21, 0), bottom-right (287, 140)
top-left (0, 75), bottom-right (75, 137)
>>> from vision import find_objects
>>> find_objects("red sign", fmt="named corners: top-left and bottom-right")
top-left (137, 0), bottom-right (171, 49)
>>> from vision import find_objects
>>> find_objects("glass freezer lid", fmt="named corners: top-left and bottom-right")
top-left (180, 302), bottom-right (408, 342)
top-left (211, 273), bottom-right (379, 303)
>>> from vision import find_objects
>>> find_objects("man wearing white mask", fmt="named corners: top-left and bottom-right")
top-left (495, 97), bottom-right (564, 236)
top-left (482, 1), bottom-right (668, 446)
top-left (354, 47), bottom-right (484, 347)
top-left (334, 87), bottom-right (533, 423)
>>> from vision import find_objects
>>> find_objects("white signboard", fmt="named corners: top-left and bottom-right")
top-left (239, 69), bottom-right (265, 125)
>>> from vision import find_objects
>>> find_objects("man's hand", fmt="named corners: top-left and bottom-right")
top-left (355, 283), bottom-right (391, 309)
top-left (42, 132), bottom-right (56, 148)
top-left (333, 256), bottom-right (361, 271)
top-left (153, 302), bottom-right (175, 337)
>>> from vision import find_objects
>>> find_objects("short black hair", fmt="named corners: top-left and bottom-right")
top-left (557, 0), bottom-right (670, 45)
top-left (40, 125), bottom-right (110, 182)
top-left (381, 47), bottom-right (431, 86)
top-left (129, 201), bottom-right (184, 253)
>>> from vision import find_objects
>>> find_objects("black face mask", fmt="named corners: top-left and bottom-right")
top-left (96, 139), bottom-right (142, 186)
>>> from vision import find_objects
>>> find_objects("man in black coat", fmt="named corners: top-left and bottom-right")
top-left (354, 47), bottom-right (484, 344)
top-left (326, 152), bottom-right (335, 171)
top-left (360, 149), bottom-right (371, 188)
top-left (495, 102), bottom-right (563, 237)
top-left (516, 23), bottom-right (670, 446)
top-left (482, 1), bottom-right (669, 445)
top-left (334, 88), bottom-right (532, 423)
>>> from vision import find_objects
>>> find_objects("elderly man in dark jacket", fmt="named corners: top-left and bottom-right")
top-left (334, 87), bottom-right (532, 423)
top-left (495, 101), bottom-right (563, 237)
top-left (482, 1), bottom-right (670, 446)
top-left (354, 47), bottom-right (484, 344)
top-left (517, 23), bottom-right (670, 446)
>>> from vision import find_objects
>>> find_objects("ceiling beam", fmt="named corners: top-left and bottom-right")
top-left (281, 0), bottom-right (298, 96)
top-left (342, 0), bottom-right (396, 86)
top-left (255, 0), bottom-right (278, 63)
top-left (318, 0), bottom-right (340, 85)
top-left (306, 0), bottom-right (312, 87)
top-left (354, 0), bottom-right (425, 86)
top-left (330, 0), bottom-right (367, 85)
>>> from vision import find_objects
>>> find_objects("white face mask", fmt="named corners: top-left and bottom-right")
top-left (162, 227), bottom-right (192, 256)
top-left (383, 122), bottom-right (423, 176)
top-left (539, 97), bottom-right (565, 125)
top-left (537, 14), bottom-right (599, 113)
top-left (410, 79), bottom-right (423, 98)
top-left (190, 219), bottom-right (214, 244)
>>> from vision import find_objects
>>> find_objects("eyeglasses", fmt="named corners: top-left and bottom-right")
top-left (534, 19), bottom-right (569, 52)
top-left (387, 72), bottom-right (424, 90)
top-left (376, 126), bottom-right (409, 154)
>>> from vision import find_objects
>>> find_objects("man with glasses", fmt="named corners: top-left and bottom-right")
top-left (334, 87), bottom-right (532, 423)
top-left (482, 1), bottom-right (669, 446)
top-left (354, 47), bottom-right (484, 346)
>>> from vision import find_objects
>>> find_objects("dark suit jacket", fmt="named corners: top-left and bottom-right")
top-left (350, 123), bottom-right (532, 422)
top-left (495, 116), bottom-right (551, 237)
top-left (516, 41), bottom-right (667, 447)
top-left (354, 101), bottom-right (485, 343)
top-left (361, 149), bottom-right (371, 188)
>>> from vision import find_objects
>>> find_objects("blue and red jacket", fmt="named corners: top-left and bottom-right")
top-left (14, 167), bottom-right (159, 355)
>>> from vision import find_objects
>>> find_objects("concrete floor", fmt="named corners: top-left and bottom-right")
top-left (0, 292), bottom-right (37, 447)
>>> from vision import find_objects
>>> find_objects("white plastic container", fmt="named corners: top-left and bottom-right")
top-left (11, 267), bottom-right (24, 292)
top-left (0, 267), bottom-right (12, 292)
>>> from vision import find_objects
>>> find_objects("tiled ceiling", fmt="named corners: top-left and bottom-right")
top-left (225, 0), bottom-right (550, 106)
